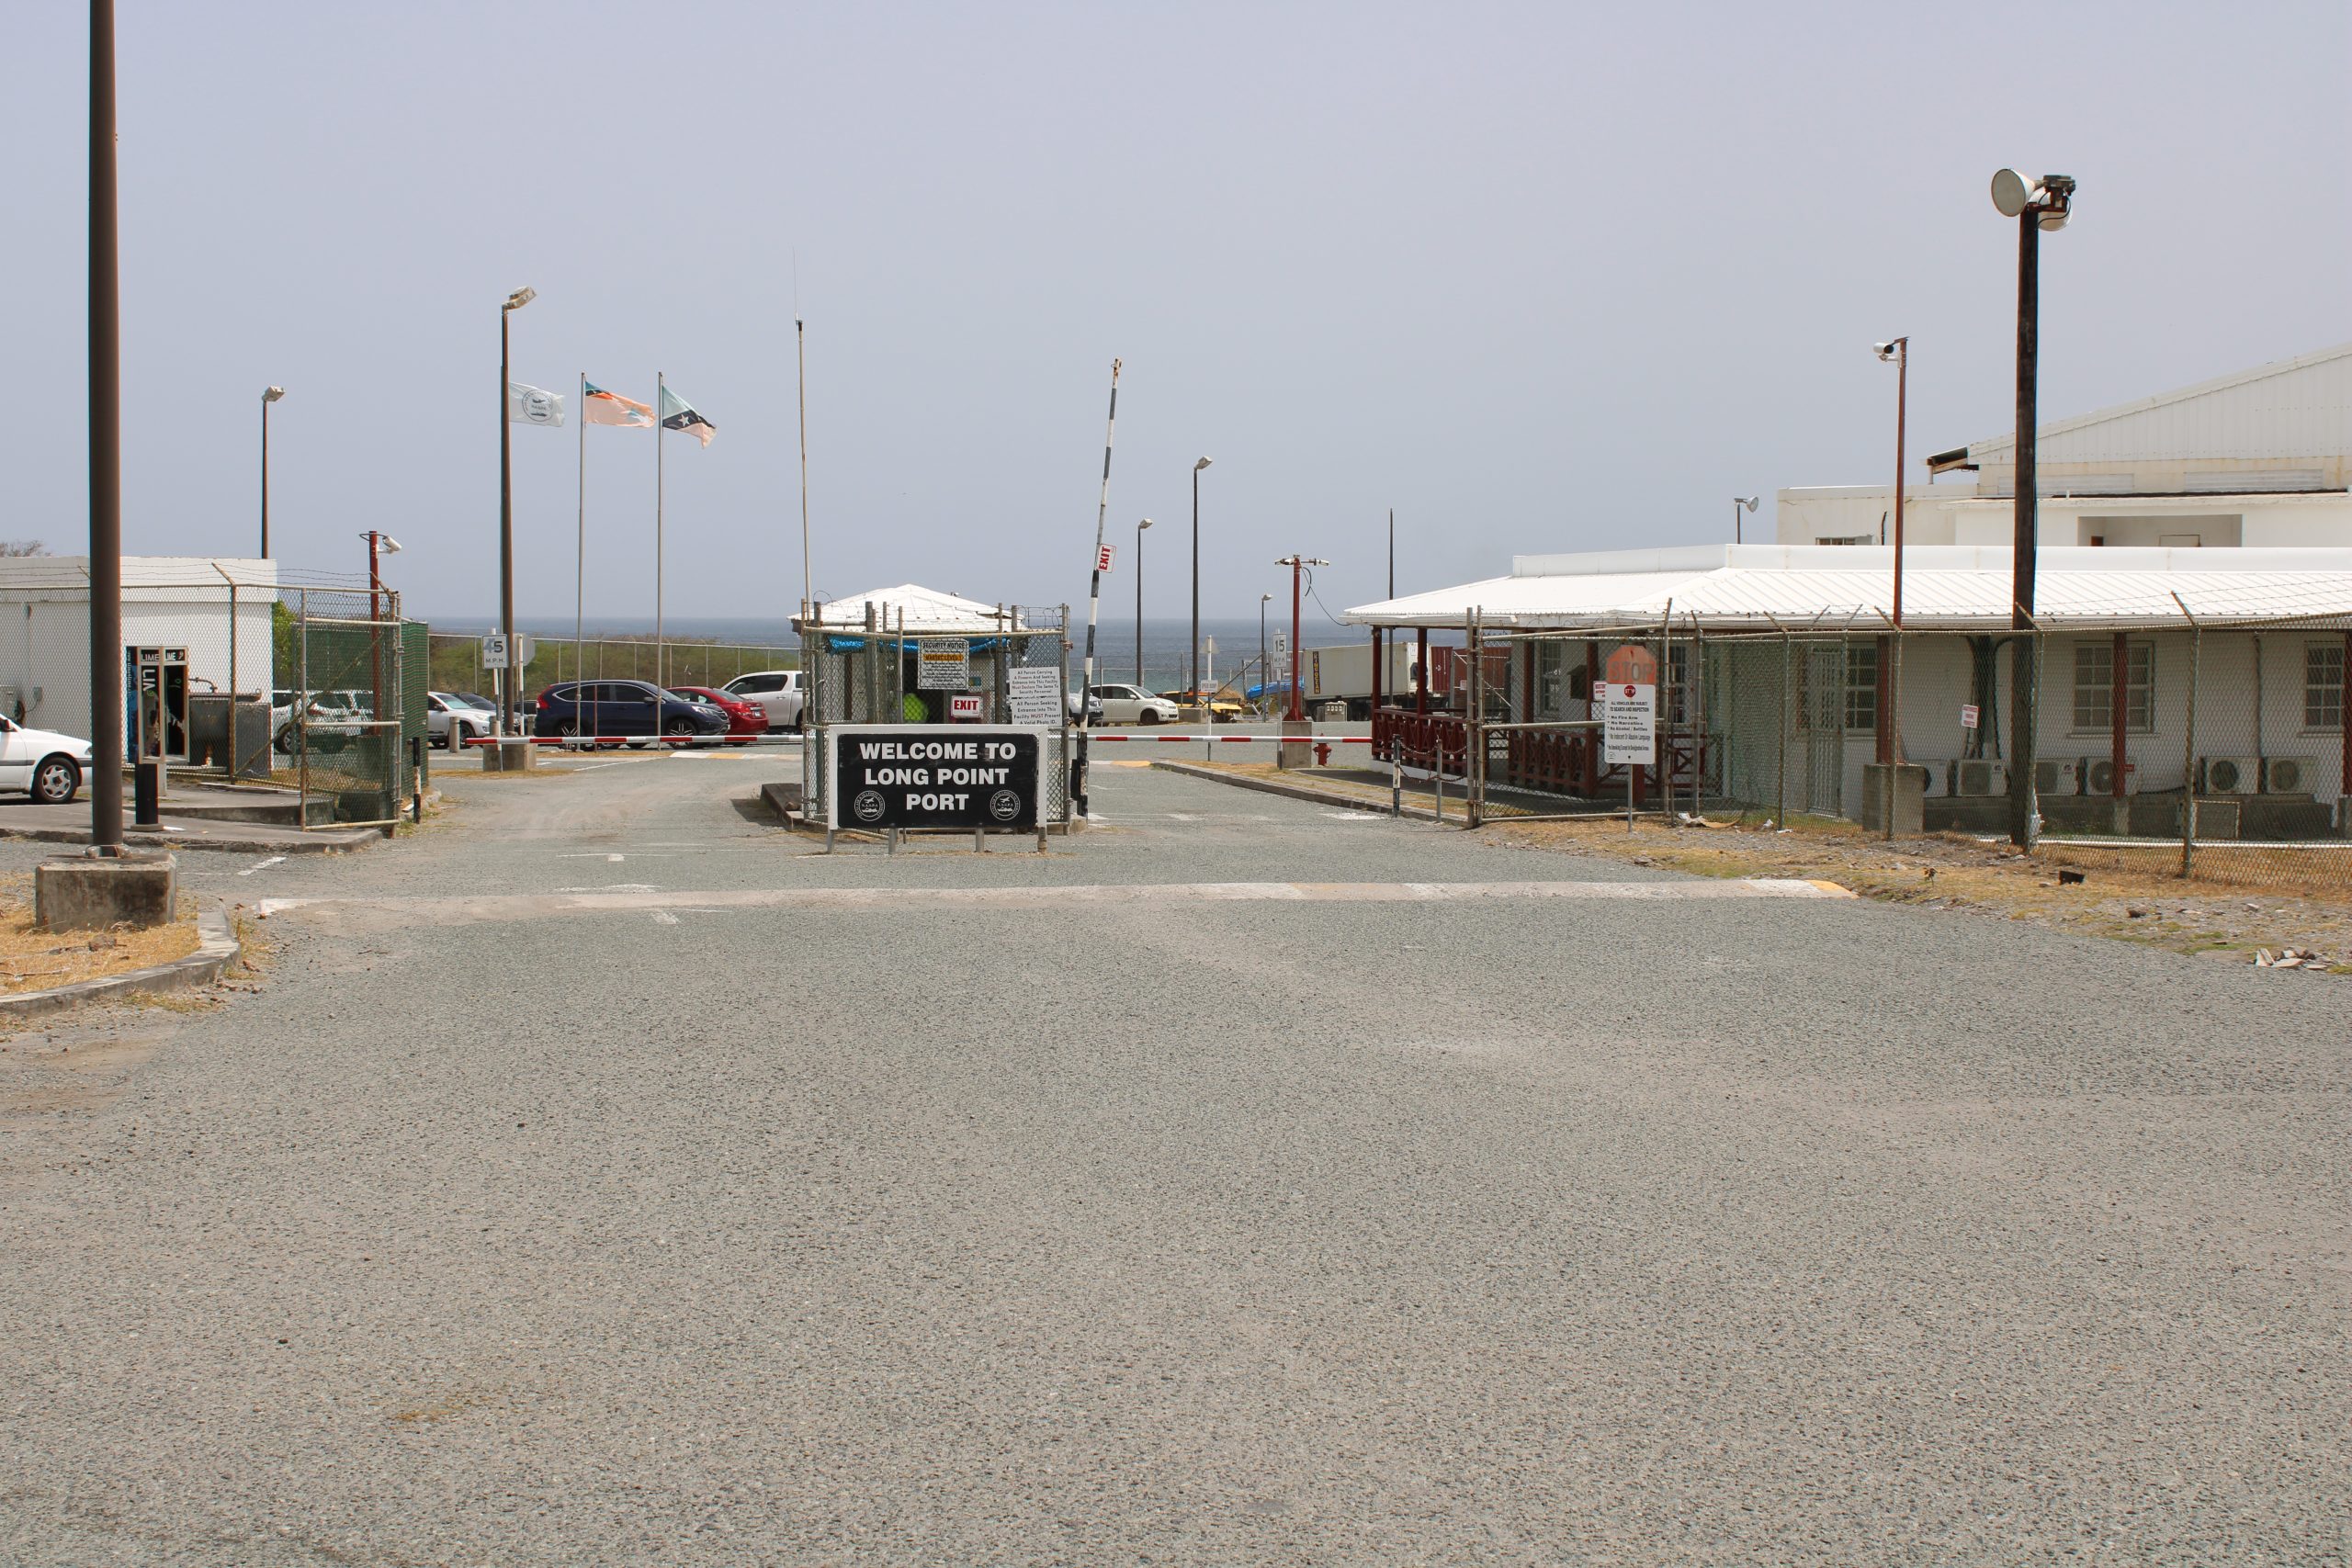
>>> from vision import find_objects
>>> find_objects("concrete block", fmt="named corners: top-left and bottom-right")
top-left (1278, 717), bottom-right (1314, 771)
top-left (481, 739), bottom-right (537, 773)
top-left (1860, 762), bottom-right (1928, 836)
top-left (36, 851), bottom-right (178, 932)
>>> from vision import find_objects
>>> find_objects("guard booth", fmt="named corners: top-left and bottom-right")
top-left (793, 585), bottom-right (1077, 838)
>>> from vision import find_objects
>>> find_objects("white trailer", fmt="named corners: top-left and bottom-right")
top-left (1300, 640), bottom-right (1419, 720)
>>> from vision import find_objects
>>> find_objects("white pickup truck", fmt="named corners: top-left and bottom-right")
top-left (719, 670), bottom-right (808, 732)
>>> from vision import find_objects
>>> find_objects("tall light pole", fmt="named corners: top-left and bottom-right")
top-left (1872, 337), bottom-right (1909, 773)
top-left (260, 387), bottom-right (285, 558)
top-left (497, 286), bottom-right (535, 735)
top-left (1990, 169), bottom-right (2075, 848)
top-left (89, 0), bottom-right (124, 849)
top-left (1133, 517), bottom-right (1152, 686)
top-left (1190, 457), bottom-right (1212, 694)
top-left (363, 531), bottom-right (402, 732)
top-left (1274, 556), bottom-right (1328, 722)
top-left (1732, 494), bottom-right (1758, 544)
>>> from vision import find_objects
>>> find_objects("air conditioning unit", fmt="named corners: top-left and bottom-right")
top-left (2083, 758), bottom-right (2130, 795)
top-left (2035, 759), bottom-right (2080, 796)
top-left (2263, 756), bottom-right (2319, 795)
top-left (1952, 759), bottom-right (2007, 796)
top-left (2199, 755), bottom-right (2263, 795)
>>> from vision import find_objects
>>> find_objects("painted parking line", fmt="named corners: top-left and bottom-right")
top-left (253, 876), bottom-right (1852, 927)
top-left (237, 855), bottom-right (288, 876)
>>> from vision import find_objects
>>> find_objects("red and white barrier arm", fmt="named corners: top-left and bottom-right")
top-left (1083, 734), bottom-right (1373, 743)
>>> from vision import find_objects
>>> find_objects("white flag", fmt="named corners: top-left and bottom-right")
top-left (508, 382), bottom-right (566, 427)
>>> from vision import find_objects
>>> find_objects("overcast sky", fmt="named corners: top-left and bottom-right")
top-left (4, 1), bottom-right (2346, 620)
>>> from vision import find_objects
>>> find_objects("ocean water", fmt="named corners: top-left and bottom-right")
top-left (429, 616), bottom-right (1365, 694)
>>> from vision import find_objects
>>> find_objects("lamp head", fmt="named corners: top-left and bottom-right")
top-left (365, 532), bottom-right (403, 555)
top-left (1736, 495), bottom-right (1759, 512)
top-left (503, 286), bottom-right (537, 311)
top-left (1194, 457), bottom-right (1213, 471)
top-left (1138, 517), bottom-right (1153, 531)
top-left (1872, 340), bottom-right (1904, 362)
top-left (262, 385), bottom-right (285, 403)
top-left (1992, 170), bottom-right (2075, 228)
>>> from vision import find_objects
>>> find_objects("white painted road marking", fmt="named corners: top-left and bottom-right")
top-left (649, 910), bottom-right (681, 924)
top-left (238, 855), bottom-right (288, 876)
top-left (251, 877), bottom-right (1850, 926)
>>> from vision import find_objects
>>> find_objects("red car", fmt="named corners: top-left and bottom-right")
top-left (670, 685), bottom-right (763, 745)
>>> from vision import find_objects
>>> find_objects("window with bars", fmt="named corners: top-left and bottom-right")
top-left (1534, 643), bottom-right (1567, 716)
top-left (2307, 642), bottom-right (2346, 732)
top-left (2072, 640), bottom-right (2154, 732)
top-left (1793, 646), bottom-right (1876, 733)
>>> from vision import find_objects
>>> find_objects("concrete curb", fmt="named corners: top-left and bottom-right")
top-left (1151, 761), bottom-right (1453, 824)
top-left (0, 824), bottom-right (377, 855)
top-left (0, 907), bottom-right (242, 1021)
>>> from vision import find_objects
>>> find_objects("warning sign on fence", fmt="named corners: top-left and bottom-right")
top-left (917, 640), bottom-right (971, 690)
top-left (1599, 682), bottom-right (1657, 766)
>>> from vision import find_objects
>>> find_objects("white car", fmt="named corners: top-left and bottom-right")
top-left (1087, 684), bottom-right (1181, 725)
top-left (0, 716), bottom-right (94, 805)
top-left (426, 691), bottom-right (497, 750)
top-left (719, 670), bottom-right (807, 732)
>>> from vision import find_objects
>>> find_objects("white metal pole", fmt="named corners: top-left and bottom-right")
top-left (655, 370), bottom-right (665, 692)
top-left (1080, 359), bottom-right (1121, 730)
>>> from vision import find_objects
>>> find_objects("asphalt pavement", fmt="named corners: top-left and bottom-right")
top-left (1, 748), bottom-right (2343, 1564)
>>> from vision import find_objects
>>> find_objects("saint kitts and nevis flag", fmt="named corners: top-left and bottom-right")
top-left (658, 384), bottom-right (716, 447)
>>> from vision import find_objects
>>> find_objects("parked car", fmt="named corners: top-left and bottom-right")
top-left (1086, 683), bottom-right (1181, 725)
top-left (270, 689), bottom-right (368, 754)
top-left (1067, 689), bottom-right (1105, 725)
top-left (668, 685), bottom-right (763, 745)
top-left (532, 681), bottom-right (730, 744)
top-left (1162, 687), bottom-right (1246, 722)
top-left (426, 691), bottom-right (497, 750)
top-left (0, 716), bottom-right (93, 805)
top-left (718, 670), bottom-right (807, 732)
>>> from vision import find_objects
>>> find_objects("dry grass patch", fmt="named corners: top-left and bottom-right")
top-left (0, 874), bottom-right (202, 995)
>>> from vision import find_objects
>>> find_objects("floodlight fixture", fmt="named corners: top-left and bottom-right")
top-left (503, 286), bottom-right (536, 312)
top-left (1194, 456), bottom-right (1213, 471)
top-left (262, 385), bottom-right (285, 403)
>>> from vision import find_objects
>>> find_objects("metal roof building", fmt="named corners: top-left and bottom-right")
top-left (1779, 344), bottom-right (2352, 550)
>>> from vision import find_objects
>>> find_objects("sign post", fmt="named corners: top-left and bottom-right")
top-left (1600, 644), bottom-right (1660, 832)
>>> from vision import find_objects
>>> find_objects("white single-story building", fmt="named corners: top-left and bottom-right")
top-left (1344, 546), bottom-right (2352, 836)
top-left (1778, 342), bottom-right (2352, 550)
top-left (0, 556), bottom-right (277, 755)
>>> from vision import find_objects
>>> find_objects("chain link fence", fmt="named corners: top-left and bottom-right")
top-left (424, 633), bottom-right (800, 710)
top-left (800, 603), bottom-right (1074, 837)
top-left (1361, 610), bottom-right (2352, 894)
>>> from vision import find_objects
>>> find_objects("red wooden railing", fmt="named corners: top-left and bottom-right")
top-left (1374, 706), bottom-right (1709, 804)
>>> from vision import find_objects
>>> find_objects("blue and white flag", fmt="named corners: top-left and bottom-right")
top-left (658, 384), bottom-right (716, 447)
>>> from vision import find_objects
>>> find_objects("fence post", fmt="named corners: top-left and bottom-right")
top-left (296, 591), bottom-right (309, 820)
top-left (1776, 621), bottom-right (1791, 828)
top-left (1466, 608), bottom-right (1484, 829)
top-left (2173, 596), bottom-right (2200, 877)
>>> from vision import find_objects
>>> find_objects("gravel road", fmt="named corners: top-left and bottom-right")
top-left (1, 749), bottom-right (2343, 1564)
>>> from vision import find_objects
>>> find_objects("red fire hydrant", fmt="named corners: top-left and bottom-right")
top-left (1313, 742), bottom-right (1332, 767)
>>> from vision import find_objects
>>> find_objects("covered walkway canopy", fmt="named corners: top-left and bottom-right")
top-left (1343, 545), bottom-right (2352, 631)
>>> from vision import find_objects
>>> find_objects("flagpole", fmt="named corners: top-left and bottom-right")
top-left (655, 370), bottom-right (665, 691)
top-left (575, 369), bottom-right (585, 719)
top-left (797, 318), bottom-right (811, 615)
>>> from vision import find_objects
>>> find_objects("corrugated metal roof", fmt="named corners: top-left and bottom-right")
top-left (1343, 546), bottom-right (2352, 630)
top-left (1965, 342), bottom-right (2352, 468)
top-left (800, 583), bottom-right (1032, 635)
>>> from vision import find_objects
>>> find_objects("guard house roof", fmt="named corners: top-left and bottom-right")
top-left (1342, 545), bottom-right (2352, 631)
top-left (795, 584), bottom-right (1032, 637)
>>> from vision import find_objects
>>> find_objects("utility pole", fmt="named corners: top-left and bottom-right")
top-left (1190, 457), bottom-right (1213, 696)
top-left (1990, 169), bottom-right (2075, 849)
top-left (1275, 556), bottom-right (1329, 722)
top-left (88, 0), bottom-right (123, 849)
top-left (260, 387), bottom-right (284, 558)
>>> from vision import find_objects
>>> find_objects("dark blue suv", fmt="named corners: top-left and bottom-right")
top-left (533, 681), bottom-right (730, 744)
